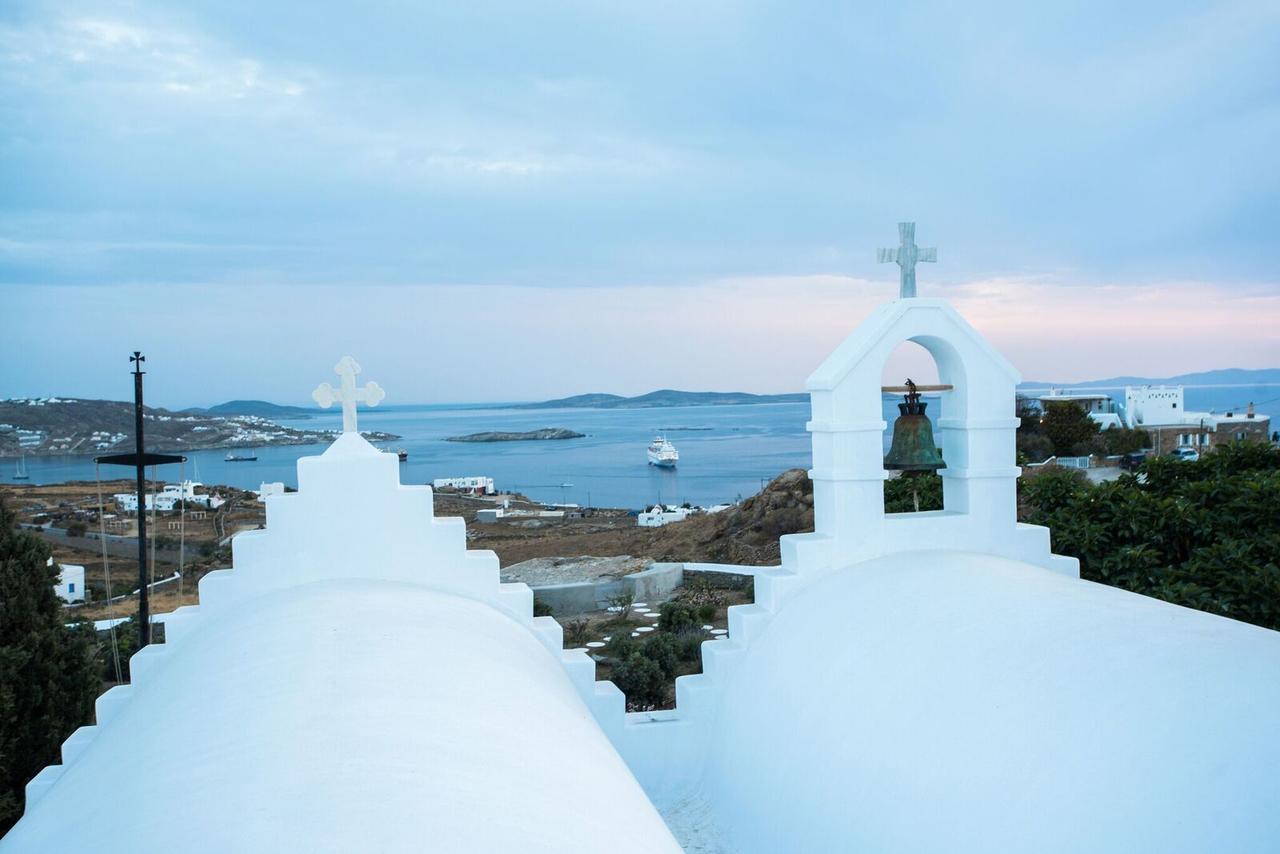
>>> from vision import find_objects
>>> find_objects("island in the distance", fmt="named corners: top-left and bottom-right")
top-left (445, 428), bottom-right (585, 443)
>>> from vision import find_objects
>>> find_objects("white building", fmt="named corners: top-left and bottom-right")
top-left (48, 557), bottom-right (85, 604)
top-left (114, 481), bottom-right (224, 512)
top-left (256, 482), bottom-right (286, 502)
top-left (432, 476), bottom-right (496, 495)
top-left (1037, 389), bottom-right (1125, 430)
top-left (1124, 386), bottom-right (1272, 453)
top-left (637, 504), bottom-right (693, 527)
top-left (8, 259), bottom-right (1280, 852)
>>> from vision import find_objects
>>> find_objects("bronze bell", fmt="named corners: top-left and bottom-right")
top-left (884, 379), bottom-right (946, 472)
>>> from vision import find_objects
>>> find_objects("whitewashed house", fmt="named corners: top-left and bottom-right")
top-left (114, 481), bottom-right (224, 512)
top-left (47, 557), bottom-right (85, 604)
top-left (1124, 386), bottom-right (1271, 453)
top-left (432, 476), bottom-right (496, 495)
top-left (637, 504), bottom-right (694, 527)
top-left (256, 482), bottom-right (286, 502)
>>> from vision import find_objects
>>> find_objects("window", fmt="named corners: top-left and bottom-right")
top-left (1236, 431), bottom-right (1247, 441)
top-left (68, 583), bottom-right (75, 593)
top-left (1172, 403), bottom-right (1178, 408)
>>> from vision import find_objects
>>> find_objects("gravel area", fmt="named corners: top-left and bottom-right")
top-left (500, 555), bottom-right (650, 586)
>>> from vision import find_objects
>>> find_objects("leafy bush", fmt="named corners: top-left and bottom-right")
top-left (640, 633), bottom-right (679, 678)
top-left (532, 597), bottom-right (553, 617)
top-left (1022, 443), bottom-right (1280, 630)
top-left (1101, 426), bottom-right (1150, 455)
top-left (1016, 431), bottom-right (1055, 464)
top-left (604, 632), bottom-right (635, 661)
top-left (65, 520), bottom-right (88, 538)
top-left (611, 652), bottom-right (666, 709)
top-left (696, 603), bottom-right (716, 622)
top-left (884, 473), bottom-right (943, 513)
top-left (673, 628), bottom-right (708, 664)
top-left (658, 601), bottom-right (698, 634)
top-left (675, 577), bottom-right (728, 608)
top-left (606, 591), bottom-right (634, 620)
top-left (563, 617), bottom-right (591, 645)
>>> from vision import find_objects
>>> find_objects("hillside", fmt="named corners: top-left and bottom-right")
top-left (468, 469), bottom-right (815, 567)
top-left (0, 398), bottom-right (393, 458)
top-left (521, 389), bottom-right (807, 409)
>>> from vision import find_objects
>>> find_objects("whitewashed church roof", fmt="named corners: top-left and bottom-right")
top-left (8, 243), bottom-right (1280, 853)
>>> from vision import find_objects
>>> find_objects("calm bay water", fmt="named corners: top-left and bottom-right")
top-left (8, 384), bottom-right (1266, 507)
top-left (8, 402), bottom-right (828, 509)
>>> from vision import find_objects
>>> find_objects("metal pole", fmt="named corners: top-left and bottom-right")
top-left (131, 351), bottom-right (150, 649)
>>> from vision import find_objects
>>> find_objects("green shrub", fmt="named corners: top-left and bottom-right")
top-left (673, 628), bottom-right (707, 663)
top-left (604, 632), bottom-right (635, 661)
top-left (658, 601), bottom-right (698, 633)
top-left (1022, 446), bottom-right (1280, 631)
top-left (884, 473), bottom-right (942, 513)
top-left (563, 617), bottom-right (591, 645)
top-left (640, 633), bottom-right (679, 678)
top-left (532, 597), bottom-right (553, 617)
top-left (696, 603), bottom-right (716, 622)
top-left (606, 590), bottom-right (634, 620)
top-left (611, 652), bottom-right (665, 709)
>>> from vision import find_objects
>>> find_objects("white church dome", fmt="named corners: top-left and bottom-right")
top-left (2, 579), bottom-right (680, 853)
top-left (702, 550), bottom-right (1280, 853)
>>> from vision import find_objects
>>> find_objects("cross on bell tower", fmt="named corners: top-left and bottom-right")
top-left (877, 222), bottom-right (936, 298)
top-left (312, 356), bottom-right (385, 433)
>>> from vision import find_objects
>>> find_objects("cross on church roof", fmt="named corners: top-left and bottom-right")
top-left (877, 222), bottom-right (936, 298)
top-left (312, 356), bottom-right (385, 433)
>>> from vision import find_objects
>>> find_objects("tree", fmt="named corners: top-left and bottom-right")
top-left (0, 499), bottom-right (101, 833)
top-left (1021, 444), bottom-right (1280, 631)
top-left (1101, 426), bottom-right (1150, 455)
top-left (1041, 402), bottom-right (1100, 456)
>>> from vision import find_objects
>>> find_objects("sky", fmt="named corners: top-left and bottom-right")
top-left (1, 0), bottom-right (1277, 406)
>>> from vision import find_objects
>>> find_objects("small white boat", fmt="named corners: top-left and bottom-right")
top-left (647, 436), bottom-right (678, 468)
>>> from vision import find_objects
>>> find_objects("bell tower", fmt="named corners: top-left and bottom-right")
top-left (795, 224), bottom-right (1077, 578)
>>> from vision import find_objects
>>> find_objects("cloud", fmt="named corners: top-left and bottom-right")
top-left (0, 14), bottom-right (308, 101)
top-left (3, 274), bottom-right (1275, 406)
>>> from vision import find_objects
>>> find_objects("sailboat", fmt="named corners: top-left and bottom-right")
top-left (13, 450), bottom-right (29, 480)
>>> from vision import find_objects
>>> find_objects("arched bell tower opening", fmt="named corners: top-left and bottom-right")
top-left (880, 341), bottom-right (947, 513)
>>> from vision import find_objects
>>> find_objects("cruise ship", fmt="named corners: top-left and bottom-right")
top-left (646, 436), bottom-right (679, 468)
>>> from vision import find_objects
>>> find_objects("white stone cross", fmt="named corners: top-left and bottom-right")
top-left (877, 221), bottom-right (936, 298)
top-left (312, 356), bottom-right (385, 433)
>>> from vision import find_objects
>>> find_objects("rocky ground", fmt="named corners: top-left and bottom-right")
top-left (3, 469), bottom-right (817, 618)
top-left (452, 468), bottom-right (815, 569)
top-left (500, 555), bottom-right (650, 585)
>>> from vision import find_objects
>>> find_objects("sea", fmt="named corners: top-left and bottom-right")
top-left (7, 401), bottom-right (823, 509)
top-left (8, 384), bottom-right (1270, 509)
